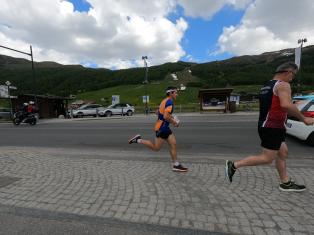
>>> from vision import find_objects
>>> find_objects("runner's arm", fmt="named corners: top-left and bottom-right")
top-left (164, 108), bottom-right (178, 126)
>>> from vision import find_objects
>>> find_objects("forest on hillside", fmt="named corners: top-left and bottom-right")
top-left (1, 46), bottom-right (313, 97)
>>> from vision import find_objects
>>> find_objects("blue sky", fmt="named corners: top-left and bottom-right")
top-left (69, 0), bottom-right (91, 12)
top-left (179, 6), bottom-right (244, 63)
top-left (1, 0), bottom-right (313, 69)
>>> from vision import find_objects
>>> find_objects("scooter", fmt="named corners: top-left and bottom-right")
top-left (13, 111), bottom-right (37, 126)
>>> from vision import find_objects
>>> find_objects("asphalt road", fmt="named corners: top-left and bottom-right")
top-left (0, 113), bottom-right (313, 158)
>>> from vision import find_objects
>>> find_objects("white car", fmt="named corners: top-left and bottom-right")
top-left (98, 103), bottom-right (134, 117)
top-left (71, 104), bottom-right (104, 118)
top-left (285, 99), bottom-right (314, 146)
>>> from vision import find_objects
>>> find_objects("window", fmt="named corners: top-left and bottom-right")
top-left (307, 104), bottom-right (314, 112)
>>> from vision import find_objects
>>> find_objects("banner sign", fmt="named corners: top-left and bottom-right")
top-left (0, 85), bottom-right (9, 98)
top-left (112, 95), bottom-right (120, 105)
top-left (143, 95), bottom-right (149, 103)
top-left (295, 46), bottom-right (301, 68)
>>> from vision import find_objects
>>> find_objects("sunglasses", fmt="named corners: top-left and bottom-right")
top-left (285, 70), bottom-right (296, 76)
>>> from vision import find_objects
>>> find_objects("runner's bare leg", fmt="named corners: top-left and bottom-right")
top-left (166, 134), bottom-right (177, 162)
top-left (140, 138), bottom-right (164, 151)
top-left (276, 142), bottom-right (289, 182)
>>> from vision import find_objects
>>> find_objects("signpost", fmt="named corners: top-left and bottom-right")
top-left (0, 44), bottom-right (37, 105)
top-left (112, 95), bottom-right (120, 105)
top-left (0, 85), bottom-right (9, 98)
top-left (142, 95), bottom-right (149, 104)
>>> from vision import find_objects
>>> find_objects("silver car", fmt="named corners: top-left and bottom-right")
top-left (98, 103), bottom-right (134, 117)
top-left (71, 104), bottom-right (104, 118)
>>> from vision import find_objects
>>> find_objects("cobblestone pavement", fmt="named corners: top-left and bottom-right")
top-left (1, 146), bottom-right (314, 235)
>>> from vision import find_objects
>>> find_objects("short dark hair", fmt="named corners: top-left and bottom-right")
top-left (166, 86), bottom-right (177, 95)
top-left (275, 61), bottom-right (298, 74)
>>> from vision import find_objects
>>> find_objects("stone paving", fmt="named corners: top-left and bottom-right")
top-left (0, 146), bottom-right (314, 235)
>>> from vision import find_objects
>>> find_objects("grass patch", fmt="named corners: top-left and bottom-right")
top-left (76, 84), bottom-right (265, 113)
top-left (0, 99), bottom-right (10, 108)
top-left (77, 81), bottom-right (200, 107)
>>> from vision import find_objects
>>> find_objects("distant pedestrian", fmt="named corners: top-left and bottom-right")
top-left (27, 101), bottom-right (35, 114)
top-left (128, 86), bottom-right (188, 172)
top-left (22, 103), bottom-right (28, 114)
top-left (225, 62), bottom-right (314, 192)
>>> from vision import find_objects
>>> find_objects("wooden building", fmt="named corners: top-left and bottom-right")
top-left (12, 94), bottom-right (71, 118)
top-left (198, 88), bottom-right (234, 112)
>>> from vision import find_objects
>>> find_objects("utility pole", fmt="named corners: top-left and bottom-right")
top-left (5, 81), bottom-right (12, 119)
top-left (297, 38), bottom-right (307, 94)
top-left (142, 56), bottom-right (149, 115)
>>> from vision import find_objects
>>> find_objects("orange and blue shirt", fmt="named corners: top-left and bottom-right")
top-left (154, 97), bottom-right (174, 132)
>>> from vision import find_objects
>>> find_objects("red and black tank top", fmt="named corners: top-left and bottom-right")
top-left (258, 80), bottom-right (287, 129)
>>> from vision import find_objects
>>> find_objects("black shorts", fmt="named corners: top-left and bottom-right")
top-left (156, 129), bottom-right (172, 139)
top-left (258, 127), bottom-right (286, 150)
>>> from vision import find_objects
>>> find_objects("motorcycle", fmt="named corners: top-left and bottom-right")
top-left (13, 111), bottom-right (37, 126)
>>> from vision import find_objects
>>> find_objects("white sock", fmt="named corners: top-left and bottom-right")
top-left (174, 161), bottom-right (180, 166)
top-left (137, 139), bottom-right (142, 144)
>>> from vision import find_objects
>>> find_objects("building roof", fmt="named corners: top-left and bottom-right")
top-left (19, 94), bottom-right (72, 100)
top-left (198, 88), bottom-right (233, 97)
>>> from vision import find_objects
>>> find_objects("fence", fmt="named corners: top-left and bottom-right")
top-left (134, 101), bottom-right (259, 114)
top-left (134, 104), bottom-right (200, 114)
top-left (236, 101), bottom-right (259, 111)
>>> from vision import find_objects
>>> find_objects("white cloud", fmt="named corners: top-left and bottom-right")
top-left (0, 0), bottom-right (186, 68)
top-left (177, 0), bottom-right (251, 19)
top-left (184, 54), bottom-right (199, 63)
top-left (217, 25), bottom-right (290, 55)
top-left (216, 0), bottom-right (314, 55)
top-left (1, 0), bottom-right (313, 68)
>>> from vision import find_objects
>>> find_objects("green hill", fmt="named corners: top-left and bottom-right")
top-left (77, 80), bottom-right (200, 107)
top-left (192, 46), bottom-right (314, 89)
top-left (0, 55), bottom-right (194, 96)
top-left (1, 45), bottom-right (314, 103)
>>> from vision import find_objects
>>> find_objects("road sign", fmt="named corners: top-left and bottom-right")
top-left (143, 95), bottom-right (149, 103)
top-left (112, 95), bottom-right (120, 105)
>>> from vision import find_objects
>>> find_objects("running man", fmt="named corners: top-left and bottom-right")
top-left (128, 86), bottom-right (188, 172)
top-left (225, 62), bottom-right (314, 192)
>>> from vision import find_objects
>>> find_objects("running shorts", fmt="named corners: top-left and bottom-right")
top-left (258, 127), bottom-right (286, 150)
top-left (156, 128), bottom-right (172, 139)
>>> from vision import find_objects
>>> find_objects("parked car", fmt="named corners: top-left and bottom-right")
top-left (285, 98), bottom-right (314, 146)
top-left (71, 104), bottom-right (104, 118)
top-left (293, 94), bottom-right (314, 102)
top-left (98, 103), bottom-right (134, 117)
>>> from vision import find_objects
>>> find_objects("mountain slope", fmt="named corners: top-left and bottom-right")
top-left (191, 46), bottom-right (314, 88)
top-left (1, 46), bottom-right (313, 97)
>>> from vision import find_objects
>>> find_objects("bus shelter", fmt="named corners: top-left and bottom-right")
top-left (198, 88), bottom-right (234, 112)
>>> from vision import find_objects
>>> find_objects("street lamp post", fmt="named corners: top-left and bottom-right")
top-left (0, 44), bottom-right (37, 105)
top-left (142, 56), bottom-right (149, 115)
top-left (297, 38), bottom-right (307, 94)
top-left (5, 80), bottom-right (13, 119)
